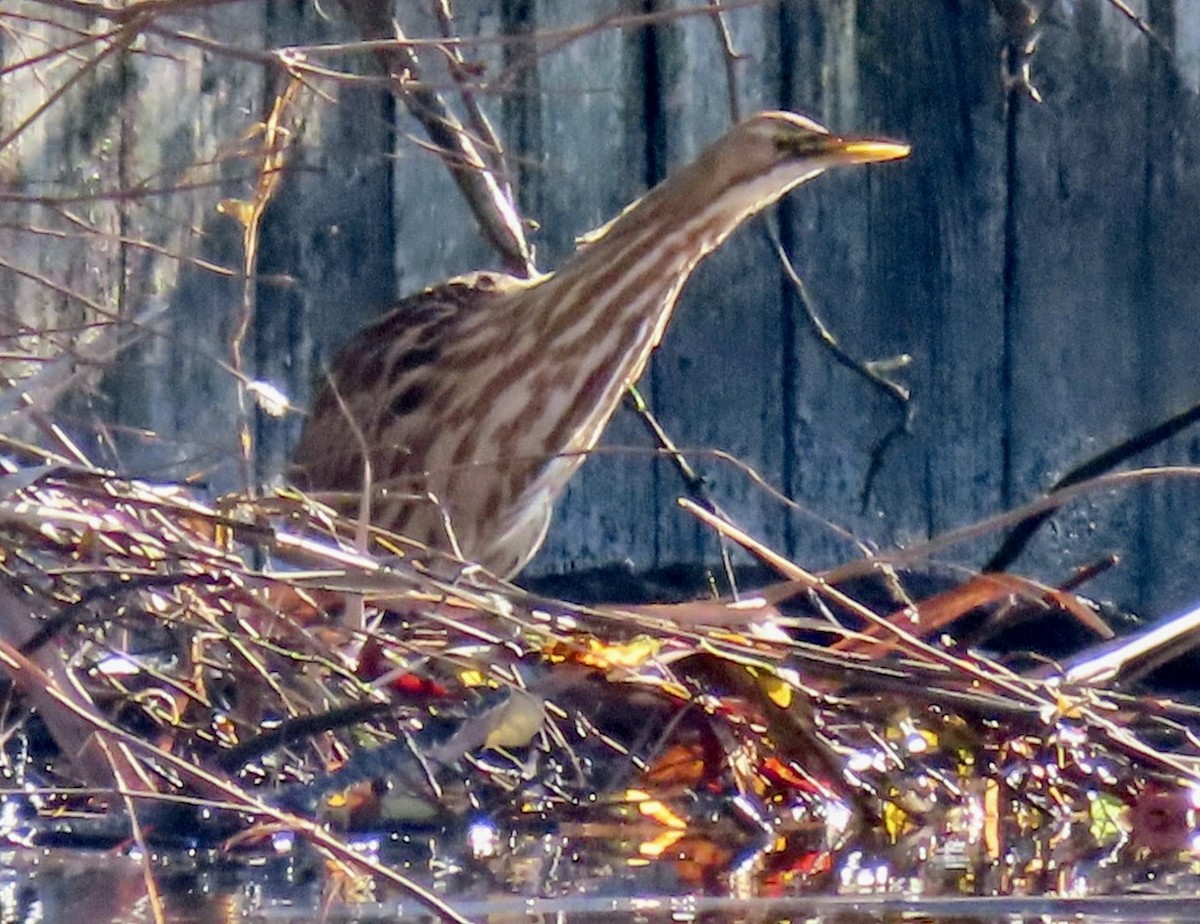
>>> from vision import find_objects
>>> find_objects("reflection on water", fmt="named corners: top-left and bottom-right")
top-left (3, 825), bottom-right (1200, 924)
top-left (3, 746), bottom-right (1198, 924)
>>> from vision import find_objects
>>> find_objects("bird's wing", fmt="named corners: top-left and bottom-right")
top-left (290, 272), bottom-right (520, 501)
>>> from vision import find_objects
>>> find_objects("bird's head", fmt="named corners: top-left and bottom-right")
top-left (693, 110), bottom-right (910, 210)
top-left (739, 111), bottom-right (909, 166)
top-left (573, 111), bottom-right (908, 256)
top-left (667, 110), bottom-right (902, 224)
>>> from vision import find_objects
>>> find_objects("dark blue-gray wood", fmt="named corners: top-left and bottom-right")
top-left (3, 0), bottom-right (1200, 619)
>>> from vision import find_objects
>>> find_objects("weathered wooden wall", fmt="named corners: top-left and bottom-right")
top-left (3, 0), bottom-right (1200, 618)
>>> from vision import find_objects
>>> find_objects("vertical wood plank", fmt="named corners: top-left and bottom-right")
top-left (769, 0), bottom-right (1003, 571)
top-left (848, 0), bottom-right (1008, 561)
top-left (255, 0), bottom-right (397, 487)
top-left (112, 4), bottom-right (267, 489)
top-left (646, 2), bottom-right (791, 571)
top-left (523, 0), bottom-right (663, 574)
top-left (1001, 0), bottom-right (1184, 611)
top-left (1136, 1), bottom-right (1200, 615)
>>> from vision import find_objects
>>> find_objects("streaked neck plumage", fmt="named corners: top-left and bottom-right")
top-left (452, 146), bottom-right (827, 571)
top-left (514, 148), bottom-right (826, 456)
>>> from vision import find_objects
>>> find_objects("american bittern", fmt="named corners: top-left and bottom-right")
top-left (292, 112), bottom-right (908, 577)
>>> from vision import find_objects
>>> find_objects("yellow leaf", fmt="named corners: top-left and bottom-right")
top-left (636, 799), bottom-right (688, 830)
top-left (882, 799), bottom-right (911, 841)
top-left (217, 198), bottom-right (256, 228)
top-left (578, 635), bottom-right (662, 669)
top-left (637, 829), bottom-right (685, 859)
top-left (484, 690), bottom-right (544, 749)
top-left (757, 670), bottom-right (793, 708)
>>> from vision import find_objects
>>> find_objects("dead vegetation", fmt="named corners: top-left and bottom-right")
top-left (0, 445), bottom-right (1199, 919)
top-left (3, 1), bottom-right (1200, 921)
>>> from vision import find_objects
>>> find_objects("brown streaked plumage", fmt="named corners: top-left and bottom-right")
top-left (291, 112), bottom-right (909, 577)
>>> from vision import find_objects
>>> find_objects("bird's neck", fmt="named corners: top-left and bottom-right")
top-left (494, 157), bottom-right (806, 464)
top-left (444, 155), bottom-right (812, 566)
top-left (537, 158), bottom-right (788, 373)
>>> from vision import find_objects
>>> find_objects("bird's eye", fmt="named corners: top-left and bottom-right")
top-left (774, 133), bottom-right (806, 155)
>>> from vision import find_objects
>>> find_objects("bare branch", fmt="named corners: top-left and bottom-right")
top-left (335, 0), bottom-right (533, 277)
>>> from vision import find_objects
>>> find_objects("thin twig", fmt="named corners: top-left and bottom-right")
top-left (28, 0), bottom-right (250, 26)
top-left (219, 73), bottom-right (304, 494)
top-left (986, 398), bottom-right (1200, 572)
top-left (622, 386), bottom-right (739, 596)
top-left (705, 0), bottom-right (743, 124)
top-left (0, 20), bottom-right (139, 154)
top-left (765, 214), bottom-right (911, 409)
top-left (335, 0), bottom-right (533, 277)
top-left (433, 0), bottom-right (515, 198)
top-left (1103, 0), bottom-right (1174, 58)
top-left (678, 497), bottom-right (1059, 711)
top-left (0, 20), bottom-right (124, 78)
top-left (763, 212), bottom-right (913, 507)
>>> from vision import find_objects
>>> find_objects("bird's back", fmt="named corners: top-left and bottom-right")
top-left (292, 271), bottom-right (549, 573)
